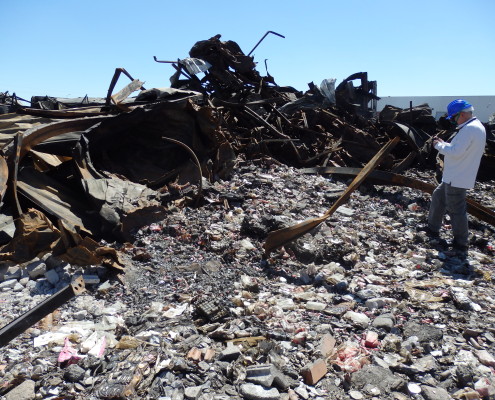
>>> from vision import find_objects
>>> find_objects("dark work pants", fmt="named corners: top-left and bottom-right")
top-left (428, 182), bottom-right (468, 247)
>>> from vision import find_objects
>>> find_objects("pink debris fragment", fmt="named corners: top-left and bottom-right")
top-left (361, 331), bottom-right (380, 348)
top-left (58, 337), bottom-right (81, 366)
top-left (97, 336), bottom-right (107, 358)
top-left (333, 342), bottom-right (370, 373)
top-left (149, 223), bottom-right (162, 232)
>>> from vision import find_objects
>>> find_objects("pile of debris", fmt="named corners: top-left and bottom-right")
top-left (1, 34), bottom-right (495, 400)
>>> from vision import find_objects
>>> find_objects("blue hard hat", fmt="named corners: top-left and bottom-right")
top-left (446, 99), bottom-right (473, 119)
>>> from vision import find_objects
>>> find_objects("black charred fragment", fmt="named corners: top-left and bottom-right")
top-left (195, 299), bottom-right (230, 322)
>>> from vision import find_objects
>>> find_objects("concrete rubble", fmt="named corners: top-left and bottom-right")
top-left (0, 34), bottom-right (495, 399)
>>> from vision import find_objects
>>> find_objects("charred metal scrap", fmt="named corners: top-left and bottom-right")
top-left (0, 33), bottom-right (494, 265)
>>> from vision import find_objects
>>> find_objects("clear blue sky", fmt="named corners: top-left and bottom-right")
top-left (2, 0), bottom-right (494, 101)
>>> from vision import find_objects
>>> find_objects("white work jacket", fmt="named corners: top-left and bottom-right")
top-left (434, 117), bottom-right (486, 189)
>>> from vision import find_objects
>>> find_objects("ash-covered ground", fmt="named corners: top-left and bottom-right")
top-left (1, 159), bottom-right (495, 400)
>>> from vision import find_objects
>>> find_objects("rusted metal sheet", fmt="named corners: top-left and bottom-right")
top-left (0, 276), bottom-right (85, 347)
top-left (0, 209), bottom-right (64, 263)
top-left (30, 95), bottom-right (105, 110)
top-left (16, 167), bottom-right (96, 236)
top-left (17, 106), bottom-right (108, 119)
top-left (1, 116), bottom-right (108, 160)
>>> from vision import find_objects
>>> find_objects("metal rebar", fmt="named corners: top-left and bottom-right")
top-left (247, 31), bottom-right (285, 57)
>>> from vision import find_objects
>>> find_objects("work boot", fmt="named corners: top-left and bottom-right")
top-left (451, 241), bottom-right (468, 253)
top-left (416, 224), bottom-right (440, 238)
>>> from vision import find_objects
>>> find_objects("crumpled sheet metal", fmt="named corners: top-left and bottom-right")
top-left (75, 101), bottom-right (218, 186)
top-left (0, 209), bottom-right (62, 263)
top-left (16, 167), bottom-right (96, 236)
top-left (59, 236), bottom-right (124, 271)
top-left (0, 98), bottom-right (224, 261)
top-left (0, 113), bottom-right (56, 147)
top-left (1, 34), bottom-right (493, 264)
top-left (0, 208), bottom-right (124, 266)
top-left (81, 177), bottom-right (164, 240)
top-left (5, 99), bottom-right (216, 205)
top-left (188, 35), bottom-right (265, 93)
top-left (1, 115), bottom-right (109, 161)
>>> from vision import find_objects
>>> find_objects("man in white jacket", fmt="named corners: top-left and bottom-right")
top-left (425, 99), bottom-right (486, 252)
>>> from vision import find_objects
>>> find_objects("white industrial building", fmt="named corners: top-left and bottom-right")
top-left (377, 96), bottom-right (495, 123)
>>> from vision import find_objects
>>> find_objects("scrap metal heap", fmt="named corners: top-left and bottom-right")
top-left (0, 34), bottom-right (494, 266)
top-left (1, 34), bottom-right (495, 399)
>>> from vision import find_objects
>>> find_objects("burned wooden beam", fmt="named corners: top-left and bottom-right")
top-left (105, 68), bottom-right (145, 107)
top-left (111, 79), bottom-right (145, 105)
top-left (0, 276), bottom-right (85, 347)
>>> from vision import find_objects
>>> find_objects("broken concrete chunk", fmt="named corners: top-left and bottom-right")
top-left (44, 269), bottom-right (59, 285)
top-left (219, 342), bottom-right (241, 361)
top-left (246, 364), bottom-right (274, 387)
top-left (0, 279), bottom-right (17, 290)
top-left (305, 301), bottom-right (326, 311)
top-left (343, 311), bottom-right (370, 329)
top-left (403, 321), bottom-right (443, 343)
top-left (365, 297), bottom-right (398, 309)
top-left (240, 274), bottom-right (259, 292)
top-left (351, 365), bottom-right (406, 393)
top-left (318, 333), bottom-right (336, 358)
top-left (349, 390), bottom-right (364, 399)
top-left (371, 313), bottom-right (395, 331)
top-left (1, 266), bottom-right (21, 281)
top-left (63, 364), bottom-right (86, 383)
top-left (336, 206), bottom-right (354, 216)
top-left (184, 385), bottom-right (203, 400)
top-left (245, 364), bottom-right (291, 391)
top-left (420, 385), bottom-right (452, 400)
top-left (474, 349), bottom-right (495, 367)
top-left (26, 261), bottom-right (47, 279)
top-left (240, 383), bottom-right (280, 400)
top-left (4, 379), bottom-right (36, 400)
